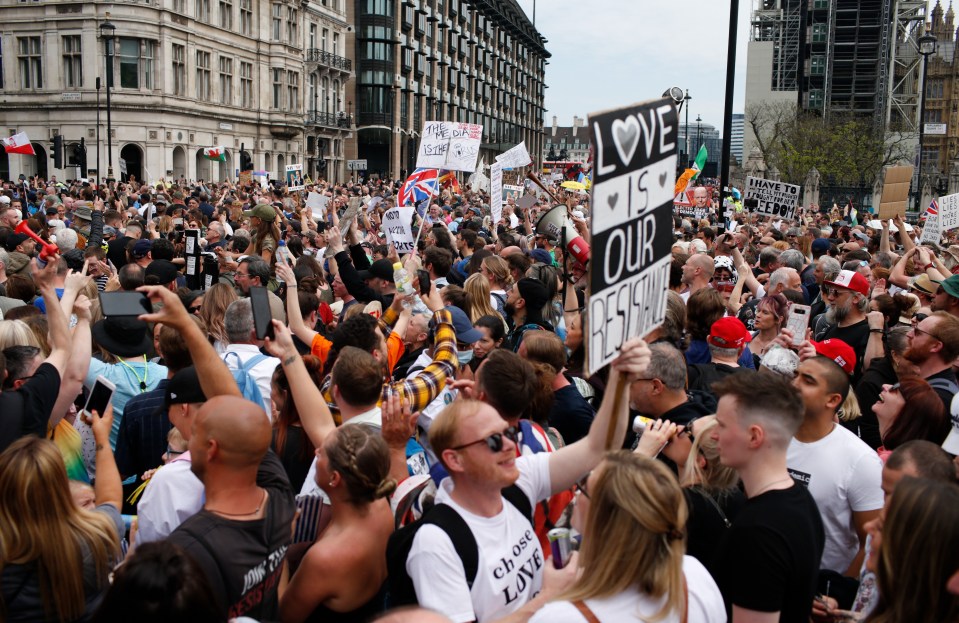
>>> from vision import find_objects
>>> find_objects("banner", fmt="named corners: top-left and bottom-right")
top-left (383, 207), bottom-right (416, 253)
top-left (490, 162), bottom-right (503, 225)
top-left (416, 121), bottom-right (483, 172)
top-left (495, 141), bottom-right (532, 169)
top-left (285, 164), bottom-right (304, 191)
top-left (744, 176), bottom-right (801, 220)
top-left (588, 97), bottom-right (677, 372)
top-left (940, 192), bottom-right (959, 233)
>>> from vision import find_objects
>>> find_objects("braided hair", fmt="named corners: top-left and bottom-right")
top-left (325, 425), bottom-right (396, 504)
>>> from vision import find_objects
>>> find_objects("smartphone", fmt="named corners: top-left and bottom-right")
top-left (416, 269), bottom-right (431, 296)
top-left (250, 286), bottom-right (274, 340)
top-left (99, 292), bottom-right (151, 317)
top-left (83, 375), bottom-right (116, 418)
top-left (787, 304), bottom-right (811, 346)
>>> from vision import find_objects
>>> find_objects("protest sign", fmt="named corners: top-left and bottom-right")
top-left (940, 192), bottom-right (959, 232)
top-left (495, 142), bottom-right (532, 169)
top-left (383, 207), bottom-right (416, 253)
top-left (306, 192), bottom-right (328, 219)
top-left (744, 177), bottom-right (800, 220)
top-left (239, 170), bottom-right (252, 186)
top-left (490, 162), bottom-right (503, 225)
top-left (878, 165), bottom-right (914, 220)
top-left (920, 212), bottom-right (941, 245)
top-left (588, 97), bottom-right (678, 372)
top-left (516, 192), bottom-right (539, 211)
top-left (285, 164), bottom-right (304, 191)
top-left (416, 121), bottom-right (483, 172)
top-left (502, 185), bottom-right (523, 203)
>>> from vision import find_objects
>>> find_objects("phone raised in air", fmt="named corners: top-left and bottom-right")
top-left (786, 304), bottom-right (811, 346)
top-left (83, 375), bottom-right (116, 418)
top-left (99, 292), bottom-right (151, 317)
top-left (249, 286), bottom-right (275, 341)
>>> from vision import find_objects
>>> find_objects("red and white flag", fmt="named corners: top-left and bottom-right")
top-left (2, 133), bottom-right (35, 156)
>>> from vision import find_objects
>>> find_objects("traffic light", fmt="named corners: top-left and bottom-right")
top-left (240, 145), bottom-right (253, 172)
top-left (72, 142), bottom-right (83, 167)
top-left (53, 135), bottom-right (64, 169)
top-left (79, 137), bottom-right (87, 172)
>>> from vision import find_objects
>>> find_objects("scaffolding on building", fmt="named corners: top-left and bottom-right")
top-left (751, 0), bottom-right (803, 92)
top-left (887, 0), bottom-right (928, 132)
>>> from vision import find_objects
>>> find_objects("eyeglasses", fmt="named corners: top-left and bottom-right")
top-left (911, 326), bottom-right (941, 342)
top-left (887, 383), bottom-right (901, 394)
top-left (451, 426), bottom-right (518, 452)
top-left (822, 286), bottom-right (851, 298)
top-left (576, 474), bottom-right (590, 499)
top-left (682, 416), bottom-right (701, 444)
top-left (912, 313), bottom-right (929, 325)
top-left (164, 446), bottom-right (185, 458)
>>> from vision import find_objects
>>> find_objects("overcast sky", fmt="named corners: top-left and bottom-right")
top-left (515, 0), bottom-right (753, 133)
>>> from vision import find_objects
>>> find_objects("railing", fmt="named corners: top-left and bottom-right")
top-left (306, 49), bottom-right (353, 72)
top-left (306, 111), bottom-right (352, 128)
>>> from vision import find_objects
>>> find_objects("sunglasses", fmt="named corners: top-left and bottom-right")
top-left (887, 383), bottom-right (901, 394)
top-left (822, 286), bottom-right (852, 298)
top-left (452, 426), bottom-right (519, 453)
top-left (682, 416), bottom-right (701, 444)
top-left (576, 474), bottom-right (590, 499)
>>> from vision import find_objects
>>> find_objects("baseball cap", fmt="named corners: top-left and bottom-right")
top-left (131, 239), bottom-right (153, 259)
top-left (942, 393), bottom-right (959, 455)
top-left (243, 203), bottom-right (277, 222)
top-left (4, 233), bottom-right (29, 252)
top-left (145, 259), bottom-right (180, 285)
top-left (516, 277), bottom-right (550, 311)
top-left (0, 196), bottom-right (10, 205)
top-left (811, 238), bottom-right (831, 254)
top-left (824, 269), bottom-right (870, 297)
top-left (445, 305), bottom-right (483, 344)
top-left (707, 317), bottom-right (752, 349)
top-left (357, 258), bottom-right (395, 282)
top-left (529, 249), bottom-right (552, 265)
top-left (933, 274), bottom-right (959, 299)
top-left (165, 366), bottom-right (207, 407)
top-left (811, 339), bottom-right (857, 375)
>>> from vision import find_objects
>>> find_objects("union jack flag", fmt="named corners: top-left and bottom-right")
top-left (926, 199), bottom-right (939, 217)
top-left (398, 168), bottom-right (439, 209)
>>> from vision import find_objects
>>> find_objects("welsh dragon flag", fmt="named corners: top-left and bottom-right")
top-left (202, 146), bottom-right (226, 162)
top-left (674, 144), bottom-right (708, 195)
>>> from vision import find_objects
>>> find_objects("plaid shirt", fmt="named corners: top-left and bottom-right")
top-left (321, 307), bottom-right (458, 424)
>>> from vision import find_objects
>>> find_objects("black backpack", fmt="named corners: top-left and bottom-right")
top-left (385, 484), bottom-right (533, 608)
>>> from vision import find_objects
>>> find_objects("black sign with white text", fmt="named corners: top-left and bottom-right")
top-left (588, 98), bottom-right (678, 372)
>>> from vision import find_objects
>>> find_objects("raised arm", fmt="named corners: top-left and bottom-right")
top-left (138, 286), bottom-right (241, 399)
top-left (91, 404), bottom-right (123, 511)
top-left (50, 293), bottom-right (93, 429)
top-left (276, 261), bottom-right (319, 346)
top-left (33, 257), bottom-right (71, 375)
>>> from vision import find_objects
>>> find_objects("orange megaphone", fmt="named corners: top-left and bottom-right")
top-left (15, 221), bottom-right (59, 261)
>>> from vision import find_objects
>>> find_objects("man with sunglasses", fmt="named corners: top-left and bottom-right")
top-left (903, 310), bottom-right (959, 410)
top-left (819, 270), bottom-right (873, 383)
top-left (402, 338), bottom-right (650, 623)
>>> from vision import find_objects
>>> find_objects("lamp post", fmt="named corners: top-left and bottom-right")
top-left (916, 32), bottom-right (938, 209)
top-left (696, 114), bottom-right (703, 158)
top-left (96, 77), bottom-right (101, 181)
top-left (100, 18), bottom-right (116, 182)
top-left (684, 90), bottom-right (692, 166)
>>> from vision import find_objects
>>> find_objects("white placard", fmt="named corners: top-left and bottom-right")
top-left (490, 162), bottom-right (503, 225)
top-left (416, 121), bottom-right (483, 172)
top-left (495, 141), bottom-right (532, 169)
top-left (306, 192), bottom-right (328, 219)
top-left (940, 192), bottom-right (959, 232)
top-left (744, 176), bottom-right (801, 220)
top-left (285, 164), bottom-right (304, 191)
top-left (920, 213), bottom-right (941, 245)
top-left (383, 207), bottom-right (416, 253)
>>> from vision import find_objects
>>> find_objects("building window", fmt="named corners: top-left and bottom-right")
top-left (810, 55), bottom-right (825, 76)
top-left (309, 73), bottom-right (316, 111)
top-left (322, 28), bottom-right (328, 52)
top-left (272, 4), bottom-right (283, 41)
top-left (813, 0), bottom-right (828, 7)
top-left (196, 50), bottom-right (212, 100)
top-left (173, 44), bottom-right (186, 95)
top-left (62, 35), bottom-right (82, 88)
top-left (365, 0), bottom-right (392, 16)
top-left (322, 76), bottom-right (329, 112)
top-left (240, 61), bottom-right (253, 107)
top-left (812, 23), bottom-right (827, 44)
top-left (196, 0), bottom-right (210, 21)
top-left (286, 7), bottom-right (298, 45)
top-left (119, 38), bottom-right (155, 89)
top-left (272, 68), bottom-right (284, 109)
top-left (17, 36), bottom-right (42, 89)
top-left (332, 79), bottom-right (340, 112)
top-left (288, 71), bottom-right (299, 112)
top-left (364, 41), bottom-right (393, 61)
top-left (219, 0), bottom-right (233, 30)
top-left (0, 40), bottom-right (4, 89)
top-left (219, 56), bottom-right (233, 103)
top-left (173, 0), bottom-right (185, 11)
top-left (333, 32), bottom-right (339, 56)
top-left (309, 24), bottom-right (317, 49)
top-left (808, 89), bottom-right (824, 110)
top-left (240, 0), bottom-right (253, 35)
top-left (926, 79), bottom-right (944, 99)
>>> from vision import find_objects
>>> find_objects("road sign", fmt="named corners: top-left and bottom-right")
top-left (924, 123), bottom-right (947, 135)
top-left (347, 159), bottom-right (367, 171)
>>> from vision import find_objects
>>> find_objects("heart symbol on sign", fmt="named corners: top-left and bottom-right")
top-left (659, 171), bottom-right (668, 187)
top-left (611, 116), bottom-right (640, 167)
top-left (608, 193), bottom-right (619, 210)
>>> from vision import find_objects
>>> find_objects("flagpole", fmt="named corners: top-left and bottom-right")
top-left (408, 168), bottom-right (439, 257)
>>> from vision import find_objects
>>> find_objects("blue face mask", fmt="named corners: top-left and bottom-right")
top-left (456, 349), bottom-right (474, 365)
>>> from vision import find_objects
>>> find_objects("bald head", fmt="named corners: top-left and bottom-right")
top-left (499, 245), bottom-right (522, 258)
top-left (688, 253), bottom-right (715, 278)
top-left (196, 395), bottom-right (271, 469)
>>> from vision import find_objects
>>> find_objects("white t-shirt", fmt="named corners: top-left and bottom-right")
top-left (136, 452), bottom-right (204, 544)
top-left (406, 452), bottom-right (552, 623)
top-left (529, 556), bottom-right (726, 623)
top-left (299, 409), bottom-right (382, 497)
top-left (787, 424), bottom-right (883, 572)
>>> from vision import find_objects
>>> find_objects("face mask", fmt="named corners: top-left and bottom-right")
top-left (456, 349), bottom-right (474, 365)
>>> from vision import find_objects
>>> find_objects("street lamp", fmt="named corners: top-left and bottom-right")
top-left (100, 17), bottom-right (116, 182)
top-left (916, 32), bottom-right (938, 209)
top-left (696, 114), bottom-right (703, 157)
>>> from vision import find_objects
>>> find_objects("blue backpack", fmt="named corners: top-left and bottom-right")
top-left (222, 352), bottom-right (267, 407)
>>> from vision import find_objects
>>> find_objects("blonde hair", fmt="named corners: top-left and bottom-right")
top-left (0, 319), bottom-right (42, 351)
top-left (429, 399), bottom-right (486, 469)
top-left (0, 437), bottom-right (120, 621)
top-left (680, 417), bottom-right (740, 492)
top-left (560, 452), bottom-right (687, 621)
top-left (464, 274), bottom-right (500, 323)
top-left (198, 283), bottom-right (238, 346)
top-left (481, 255), bottom-right (512, 288)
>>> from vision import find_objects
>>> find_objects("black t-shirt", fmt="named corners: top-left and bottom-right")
top-left (926, 367), bottom-right (959, 412)
top-left (169, 450), bottom-right (295, 621)
top-left (821, 319), bottom-right (871, 383)
top-left (549, 382), bottom-right (595, 445)
top-left (715, 484), bottom-right (825, 623)
top-left (687, 363), bottom-right (752, 397)
top-left (0, 362), bottom-right (61, 453)
top-left (852, 357), bottom-right (895, 450)
top-left (684, 486), bottom-right (745, 579)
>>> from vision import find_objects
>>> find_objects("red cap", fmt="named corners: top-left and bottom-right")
top-left (811, 339), bottom-right (857, 375)
top-left (824, 269), bottom-right (870, 297)
top-left (708, 317), bottom-right (752, 349)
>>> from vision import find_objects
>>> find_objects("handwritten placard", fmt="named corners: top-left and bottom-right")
top-left (490, 162), bottom-right (503, 225)
top-left (744, 177), bottom-right (801, 220)
top-left (416, 121), bottom-right (483, 172)
top-left (383, 207), bottom-right (416, 253)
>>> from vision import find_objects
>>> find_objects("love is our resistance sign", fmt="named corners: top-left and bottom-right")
top-left (588, 98), bottom-right (677, 372)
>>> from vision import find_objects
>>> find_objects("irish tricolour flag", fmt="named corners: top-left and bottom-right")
top-left (2, 133), bottom-right (36, 156)
top-left (202, 146), bottom-right (226, 162)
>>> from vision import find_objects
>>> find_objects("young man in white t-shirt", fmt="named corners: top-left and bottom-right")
top-left (789, 356), bottom-right (883, 575)
top-left (404, 338), bottom-right (650, 623)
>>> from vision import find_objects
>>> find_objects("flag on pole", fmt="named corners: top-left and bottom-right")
top-left (2, 132), bottom-right (35, 156)
top-left (925, 199), bottom-right (939, 217)
top-left (690, 144), bottom-right (708, 180)
top-left (398, 168), bottom-right (440, 209)
top-left (438, 170), bottom-right (461, 194)
top-left (675, 168), bottom-right (697, 195)
top-left (202, 146), bottom-right (227, 162)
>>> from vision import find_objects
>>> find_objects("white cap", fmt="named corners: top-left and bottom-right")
top-left (0, 196), bottom-right (10, 204)
top-left (942, 393), bottom-right (959, 455)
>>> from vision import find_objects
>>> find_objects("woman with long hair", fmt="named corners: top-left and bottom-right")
top-left (463, 274), bottom-right (502, 324)
top-left (198, 283), bottom-right (238, 354)
top-left (271, 355), bottom-right (324, 492)
top-left (470, 314), bottom-right (505, 371)
top-left (480, 255), bottom-right (512, 312)
top-left (279, 425), bottom-right (396, 622)
top-left (248, 204), bottom-right (282, 266)
top-left (747, 294), bottom-right (789, 368)
top-left (531, 452), bottom-right (725, 623)
top-left (0, 409), bottom-right (123, 622)
top-left (873, 377), bottom-right (950, 460)
top-left (864, 477), bottom-right (959, 623)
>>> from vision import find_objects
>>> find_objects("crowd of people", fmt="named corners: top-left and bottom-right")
top-left (0, 173), bottom-right (958, 623)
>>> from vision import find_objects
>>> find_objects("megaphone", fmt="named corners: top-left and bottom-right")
top-left (15, 221), bottom-right (59, 262)
top-left (535, 205), bottom-right (590, 266)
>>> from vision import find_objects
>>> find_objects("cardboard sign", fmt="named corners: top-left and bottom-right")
top-left (490, 162), bottom-right (504, 225)
top-left (588, 97), bottom-right (678, 372)
top-left (878, 165), bottom-right (914, 220)
top-left (416, 121), bottom-right (483, 172)
top-left (383, 207), bottom-right (416, 253)
top-left (495, 141), bottom-right (532, 169)
top-left (516, 192), bottom-right (539, 211)
top-left (285, 164), bottom-right (304, 191)
top-left (744, 177), bottom-right (800, 220)
top-left (306, 192), bottom-right (328, 219)
top-left (940, 192), bottom-right (959, 232)
top-left (239, 170), bottom-right (252, 186)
